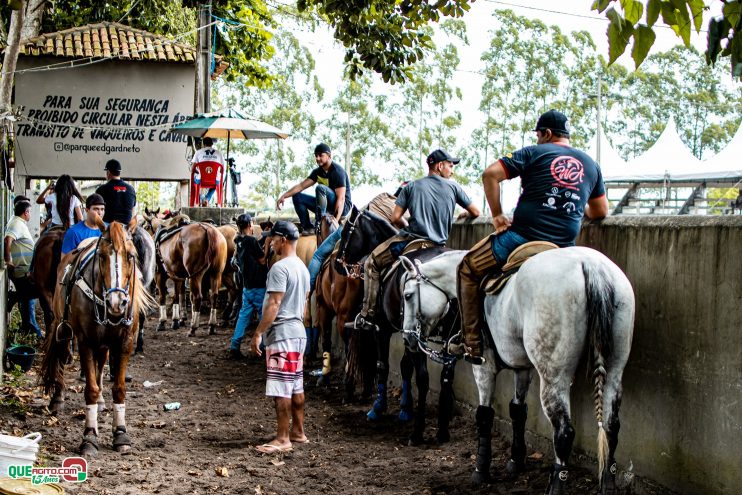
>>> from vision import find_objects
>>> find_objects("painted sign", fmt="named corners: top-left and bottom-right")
top-left (14, 57), bottom-right (195, 180)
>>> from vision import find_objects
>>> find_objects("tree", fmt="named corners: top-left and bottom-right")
top-left (592, 0), bottom-right (742, 80)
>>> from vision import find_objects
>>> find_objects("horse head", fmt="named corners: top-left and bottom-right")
top-left (318, 213), bottom-right (339, 245)
top-left (96, 217), bottom-right (139, 321)
top-left (337, 206), bottom-right (398, 267)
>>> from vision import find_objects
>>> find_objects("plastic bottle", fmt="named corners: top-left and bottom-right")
top-left (163, 402), bottom-right (181, 411)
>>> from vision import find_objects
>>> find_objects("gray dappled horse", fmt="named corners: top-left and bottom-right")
top-left (399, 247), bottom-right (634, 494)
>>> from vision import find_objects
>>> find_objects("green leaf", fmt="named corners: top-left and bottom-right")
top-left (672, 1), bottom-right (691, 46)
top-left (621, 0), bottom-right (644, 24)
top-left (631, 24), bottom-right (656, 67)
top-left (723, 1), bottom-right (741, 30)
top-left (591, 0), bottom-right (612, 13)
top-left (687, 0), bottom-right (705, 32)
top-left (660, 2), bottom-right (678, 26)
top-left (607, 8), bottom-right (634, 63)
top-left (646, 0), bottom-right (661, 27)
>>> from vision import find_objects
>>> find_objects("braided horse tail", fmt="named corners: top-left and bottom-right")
top-left (582, 261), bottom-right (616, 483)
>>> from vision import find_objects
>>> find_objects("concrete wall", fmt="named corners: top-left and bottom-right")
top-left (387, 215), bottom-right (742, 495)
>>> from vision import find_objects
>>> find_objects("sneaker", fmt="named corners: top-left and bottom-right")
top-left (228, 348), bottom-right (246, 361)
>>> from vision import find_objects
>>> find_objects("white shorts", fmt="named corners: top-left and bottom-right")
top-left (265, 338), bottom-right (306, 398)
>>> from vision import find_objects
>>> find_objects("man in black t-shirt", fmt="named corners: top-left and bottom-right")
top-left (276, 143), bottom-right (352, 236)
top-left (95, 159), bottom-right (137, 224)
top-left (458, 110), bottom-right (609, 360)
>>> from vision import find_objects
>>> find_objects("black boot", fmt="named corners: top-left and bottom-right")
top-left (506, 400), bottom-right (528, 475)
top-left (471, 405), bottom-right (494, 484)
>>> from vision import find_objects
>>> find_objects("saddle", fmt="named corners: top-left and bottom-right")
top-left (57, 242), bottom-right (98, 340)
top-left (483, 241), bottom-right (559, 295)
top-left (383, 238), bottom-right (437, 284)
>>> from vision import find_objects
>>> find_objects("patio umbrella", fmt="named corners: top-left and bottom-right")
top-left (170, 108), bottom-right (289, 206)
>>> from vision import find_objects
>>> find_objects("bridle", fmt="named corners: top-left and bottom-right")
top-left (401, 260), bottom-right (459, 366)
top-left (87, 235), bottom-right (136, 326)
top-left (335, 210), bottom-right (365, 279)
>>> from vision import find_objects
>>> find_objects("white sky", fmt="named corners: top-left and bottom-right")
top-left (238, 0), bottom-right (726, 212)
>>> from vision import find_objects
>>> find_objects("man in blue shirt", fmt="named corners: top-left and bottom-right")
top-left (458, 110), bottom-right (609, 360)
top-left (61, 194), bottom-right (107, 254)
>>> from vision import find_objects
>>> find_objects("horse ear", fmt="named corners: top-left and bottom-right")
top-left (145, 206), bottom-right (151, 216)
top-left (127, 217), bottom-right (138, 234)
top-left (94, 214), bottom-right (106, 231)
top-left (399, 256), bottom-right (417, 276)
top-left (154, 207), bottom-right (161, 215)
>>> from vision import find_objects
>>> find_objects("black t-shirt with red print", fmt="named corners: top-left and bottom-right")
top-left (96, 179), bottom-right (137, 224)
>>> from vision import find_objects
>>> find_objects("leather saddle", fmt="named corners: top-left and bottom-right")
top-left (483, 241), bottom-right (559, 295)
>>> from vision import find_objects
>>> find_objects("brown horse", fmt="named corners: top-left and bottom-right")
top-left (216, 224), bottom-right (240, 324)
top-left (29, 227), bottom-right (67, 331)
top-left (155, 220), bottom-right (227, 335)
top-left (40, 219), bottom-right (156, 457)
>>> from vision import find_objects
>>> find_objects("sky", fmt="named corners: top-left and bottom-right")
top-left (237, 0), bottom-right (727, 212)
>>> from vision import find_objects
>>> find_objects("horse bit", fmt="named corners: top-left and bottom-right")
top-left (81, 236), bottom-right (136, 327)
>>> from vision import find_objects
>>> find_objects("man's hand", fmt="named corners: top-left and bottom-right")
top-left (276, 196), bottom-right (285, 210)
top-left (250, 332), bottom-right (263, 357)
top-left (493, 214), bottom-right (511, 234)
top-left (456, 211), bottom-right (470, 221)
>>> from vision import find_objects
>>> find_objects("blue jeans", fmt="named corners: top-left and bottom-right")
top-left (201, 187), bottom-right (217, 204)
top-left (309, 228), bottom-right (343, 289)
top-left (491, 229), bottom-right (530, 263)
top-left (28, 299), bottom-right (42, 337)
top-left (292, 185), bottom-right (337, 230)
top-left (230, 288), bottom-right (266, 351)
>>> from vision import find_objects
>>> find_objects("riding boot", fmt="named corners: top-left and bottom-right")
top-left (458, 234), bottom-right (499, 360)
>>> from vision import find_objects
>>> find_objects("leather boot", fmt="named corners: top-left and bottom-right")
top-left (457, 235), bottom-right (499, 359)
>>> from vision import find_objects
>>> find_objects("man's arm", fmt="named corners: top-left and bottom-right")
top-left (584, 195), bottom-right (609, 220)
top-left (333, 186), bottom-right (346, 220)
top-left (482, 160), bottom-right (512, 234)
top-left (276, 178), bottom-right (315, 210)
top-left (458, 202), bottom-right (481, 220)
top-left (4, 236), bottom-right (13, 266)
top-left (390, 205), bottom-right (408, 229)
top-left (250, 291), bottom-right (285, 356)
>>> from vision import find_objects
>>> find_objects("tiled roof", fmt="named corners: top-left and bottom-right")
top-left (20, 22), bottom-right (228, 78)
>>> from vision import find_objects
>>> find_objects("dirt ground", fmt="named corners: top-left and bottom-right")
top-left (1, 316), bottom-right (677, 495)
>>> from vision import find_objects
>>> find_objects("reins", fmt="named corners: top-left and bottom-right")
top-left (335, 211), bottom-right (365, 279)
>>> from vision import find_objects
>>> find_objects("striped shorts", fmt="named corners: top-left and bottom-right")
top-left (265, 338), bottom-right (306, 398)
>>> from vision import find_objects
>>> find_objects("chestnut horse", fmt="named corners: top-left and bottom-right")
top-left (40, 219), bottom-right (156, 457)
top-left (154, 220), bottom-right (227, 335)
top-left (29, 227), bottom-right (66, 331)
top-left (216, 224), bottom-right (240, 325)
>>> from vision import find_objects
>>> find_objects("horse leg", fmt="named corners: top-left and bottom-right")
top-left (188, 275), bottom-right (204, 337)
top-left (96, 348), bottom-right (108, 413)
top-left (208, 271), bottom-right (222, 335)
top-left (409, 352), bottom-right (429, 446)
top-left (506, 369), bottom-right (533, 476)
top-left (135, 312), bottom-right (145, 354)
top-left (398, 349), bottom-right (414, 423)
top-left (172, 280), bottom-right (183, 330)
top-left (111, 338), bottom-right (134, 454)
top-left (436, 361), bottom-right (456, 444)
top-left (79, 345), bottom-right (101, 457)
top-left (470, 363), bottom-right (498, 485)
top-left (317, 312), bottom-right (333, 387)
top-left (367, 330), bottom-right (391, 421)
top-left (360, 330), bottom-right (377, 400)
top-left (156, 271), bottom-right (168, 332)
top-left (178, 281), bottom-right (187, 328)
top-left (598, 362), bottom-right (627, 494)
top-left (541, 378), bottom-right (575, 495)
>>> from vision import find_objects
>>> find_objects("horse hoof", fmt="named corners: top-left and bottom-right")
top-left (49, 400), bottom-right (64, 416)
top-left (113, 428), bottom-right (132, 454)
top-left (172, 320), bottom-right (180, 330)
top-left (505, 459), bottom-right (525, 477)
top-left (436, 430), bottom-right (450, 444)
top-left (316, 374), bottom-right (330, 387)
top-left (187, 328), bottom-right (196, 337)
top-left (366, 402), bottom-right (386, 422)
top-left (156, 321), bottom-right (166, 332)
top-left (134, 346), bottom-right (144, 355)
top-left (408, 434), bottom-right (424, 446)
top-left (398, 409), bottom-right (414, 423)
top-left (80, 435), bottom-right (99, 458)
top-left (470, 469), bottom-right (490, 485)
top-left (209, 325), bottom-right (216, 336)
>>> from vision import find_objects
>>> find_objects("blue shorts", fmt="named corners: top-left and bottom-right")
top-left (491, 230), bottom-right (529, 264)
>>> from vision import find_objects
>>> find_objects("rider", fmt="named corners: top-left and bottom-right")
top-left (36, 175), bottom-right (84, 229)
top-left (61, 194), bottom-right (106, 255)
top-left (96, 159), bottom-right (137, 224)
top-left (191, 137), bottom-right (225, 206)
top-left (348, 149), bottom-right (480, 332)
top-left (458, 109), bottom-right (609, 360)
top-left (276, 143), bottom-right (352, 236)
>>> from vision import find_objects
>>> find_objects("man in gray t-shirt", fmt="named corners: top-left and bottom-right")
top-left (251, 221), bottom-right (310, 454)
top-left (347, 149), bottom-right (481, 332)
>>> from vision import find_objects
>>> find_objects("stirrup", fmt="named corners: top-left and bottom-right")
top-left (55, 321), bottom-right (74, 342)
top-left (464, 353), bottom-right (486, 365)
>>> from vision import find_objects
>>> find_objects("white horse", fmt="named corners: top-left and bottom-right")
top-left (400, 246), bottom-right (635, 495)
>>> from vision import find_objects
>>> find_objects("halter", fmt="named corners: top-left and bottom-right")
top-left (335, 210), bottom-right (365, 279)
top-left (401, 261), bottom-right (459, 366)
top-left (86, 235), bottom-right (135, 326)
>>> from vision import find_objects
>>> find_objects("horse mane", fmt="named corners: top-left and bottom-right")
top-left (106, 221), bottom-right (157, 316)
top-left (361, 209), bottom-right (399, 238)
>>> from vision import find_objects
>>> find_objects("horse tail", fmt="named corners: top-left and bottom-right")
top-left (39, 328), bottom-right (67, 397)
top-left (204, 224), bottom-right (221, 266)
top-left (582, 260), bottom-right (616, 483)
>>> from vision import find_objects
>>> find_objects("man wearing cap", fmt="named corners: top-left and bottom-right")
top-left (349, 149), bottom-right (480, 332)
top-left (250, 220), bottom-right (310, 453)
top-left (276, 143), bottom-right (352, 236)
top-left (96, 159), bottom-right (137, 224)
top-left (458, 109), bottom-right (609, 361)
top-left (227, 213), bottom-right (269, 360)
top-left (4, 200), bottom-right (39, 336)
top-left (61, 194), bottom-right (107, 255)
top-left (191, 137), bottom-right (225, 206)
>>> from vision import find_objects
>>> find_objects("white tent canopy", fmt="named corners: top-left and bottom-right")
top-left (695, 123), bottom-right (742, 179)
top-left (587, 123), bottom-right (627, 179)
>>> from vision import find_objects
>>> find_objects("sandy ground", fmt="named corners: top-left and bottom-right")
top-left (1, 316), bottom-right (677, 495)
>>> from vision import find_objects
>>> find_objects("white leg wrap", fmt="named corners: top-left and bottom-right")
top-left (173, 303), bottom-right (180, 320)
top-left (191, 311), bottom-right (199, 328)
top-left (208, 308), bottom-right (217, 325)
top-left (159, 305), bottom-right (167, 321)
top-left (85, 405), bottom-right (98, 434)
top-left (113, 403), bottom-right (126, 429)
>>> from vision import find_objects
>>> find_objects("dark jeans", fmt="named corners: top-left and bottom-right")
top-left (9, 274), bottom-right (42, 337)
top-left (292, 185), bottom-right (338, 230)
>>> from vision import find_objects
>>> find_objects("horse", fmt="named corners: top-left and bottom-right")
top-left (216, 223), bottom-right (241, 325)
top-left (130, 226), bottom-right (156, 353)
top-left (40, 219), bottom-right (157, 457)
top-left (29, 227), bottom-right (67, 331)
top-left (335, 206), bottom-right (459, 444)
top-left (398, 246), bottom-right (635, 494)
top-left (154, 220), bottom-right (228, 336)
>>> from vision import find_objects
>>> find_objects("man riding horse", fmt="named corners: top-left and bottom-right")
top-left (61, 194), bottom-right (107, 254)
top-left (348, 149), bottom-right (480, 333)
top-left (458, 109), bottom-right (609, 361)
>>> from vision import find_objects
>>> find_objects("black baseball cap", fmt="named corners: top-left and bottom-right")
top-left (104, 159), bottom-right (122, 173)
top-left (314, 143), bottom-right (331, 155)
top-left (426, 149), bottom-right (460, 167)
top-left (270, 220), bottom-right (300, 241)
top-left (85, 193), bottom-right (105, 208)
top-left (533, 109), bottom-right (570, 136)
top-left (236, 213), bottom-right (252, 227)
